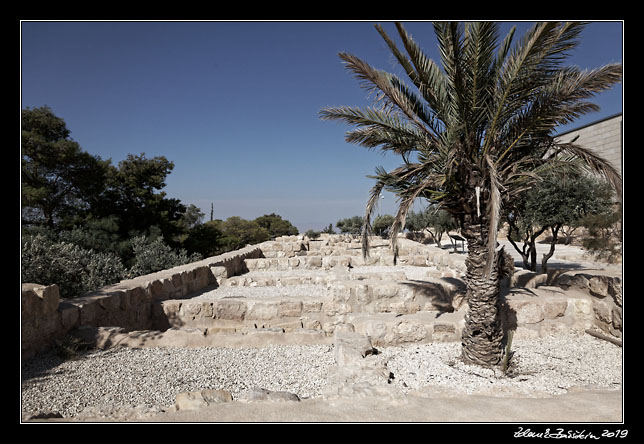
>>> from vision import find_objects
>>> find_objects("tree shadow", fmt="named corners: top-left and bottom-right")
top-left (400, 278), bottom-right (466, 314)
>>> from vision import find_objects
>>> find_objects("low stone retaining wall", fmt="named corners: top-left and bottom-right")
top-left (260, 235), bottom-right (467, 272)
top-left (509, 269), bottom-right (623, 338)
top-left (21, 245), bottom-right (264, 359)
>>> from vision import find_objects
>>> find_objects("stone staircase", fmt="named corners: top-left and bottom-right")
top-left (155, 242), bottom-right (469, 347)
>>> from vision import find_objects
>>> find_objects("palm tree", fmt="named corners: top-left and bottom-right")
top-left (320, 22), bottom-right (622, 367)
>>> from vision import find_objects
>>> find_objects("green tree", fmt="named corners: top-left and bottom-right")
top-left (321, 22), bottom-right (621, 367)
top-left (21, 106), bottom-right (111, 228)
top-left (580, 205), bottom-right (622, 263)
top-left (179, 204), bottom-right (206, 230)
top-left (506, 174), bottom-right (615, 272)
top-left (182, 220), bottom-right (223, 258)
top-left (217, 217), bottom-right (271, 252)
top-left (305, 229), bottom-right (321, 239)
top-left (254, 213), bottom-right (298, 238)
top-left (406, 206), bottom-right (457, 246)
top-left (88, 152), bottom-right (188, 249)
top-left (372, 214), bottom-right (395, 237)
top-left (322, 223), bottom-right (335, 234)
top-left (336, 216), bottom-right (364, 235)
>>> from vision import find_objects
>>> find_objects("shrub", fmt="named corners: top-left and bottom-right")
top-left (182, 221), bottom-right (223, 258)
top-left (127, 235), bottom-right (202, 278)
top-left (305, 229), bottom-right (321, 239)
top-left (372, 214), bottom-right (395, 238)
top-left (336, 216), bottom-right (363, 235)
top-left (21, 234), bottom-right (127, 298)
top-left (580, 207), bottom-right (622, 263)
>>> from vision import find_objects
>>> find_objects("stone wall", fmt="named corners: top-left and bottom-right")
top-left (21, 244), bottom-right (264, 359)
top-left (22, 234), bottom-right (622, 358)
top-left (555, 113), bottom-right (622, 176)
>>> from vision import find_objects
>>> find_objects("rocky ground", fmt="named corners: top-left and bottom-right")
top-left (21, 331), bottom-right (622, 422)
top-left (21, 239), bottom-right (623, 423)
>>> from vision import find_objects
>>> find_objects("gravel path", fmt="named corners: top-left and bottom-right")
top-left (21, 333), bottom-right (622, 420)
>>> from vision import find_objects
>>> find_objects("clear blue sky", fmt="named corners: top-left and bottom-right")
top-left (21, 21), bottom-right (623, 232)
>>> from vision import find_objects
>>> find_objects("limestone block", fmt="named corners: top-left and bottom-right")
top-left (305, 256), bottom-right (322, 268)
top-left (380, 255), bottom-right (395, 266)
top-left (175, 389), bottom-right (233, 411)
top-left (286, 257), bottom-right (299, 268)
top-left (282, 276), bottom-right (303, 286)
top-left (59, 302), bottom-right (79, 330)
top-left (332, 283), bottom-right (352, 302)
top-left (365, 321), bottom-right (388, 344)
top-left (74, 298), bottom-right (100, 327)
top-left (22, 284), bottom-right (60, 320)
top-left (239, 388), bottom-right (300, 402)
top-left (354, 283), bottom-right (371, 304)
top-left (390, 321), bottom-right (428, 343)
top-left (278, 301), bottom-right (302, 317)
top-left (246, 301), bottom-right (280, 320)
top-left (215, 300), bottom-right (247, 320)
top-left (35, 284), bottom-right (60, 314)
top-left (300, 318), bottom-right (322, 330)
top-left (333, 331), bottom-right (375, 366)
top-left (161, 301), bottom-right (182, 325)
top-left (588, 276), bottom-right (610, 298)
top-left (277, 258), bottom-right (290, 269)
top-left (515, 302), bottom-right (545, 325)
top-left (302, 301), bottom-right (323, 313)
top-left (210, 266), bottom-right (228, 280)
top-left (201, 389), bottom-right (233, 404)
top-left (433, 322), bottom-right (457, 341)
top-left (543, 299), bottom-right (568, 319)
top-left (571, 298), bottom-right (593, 321)
top-left (372, 283), bottom-right (399, 299)
top-left (253, 277), bottom-right (276, 287)
top-left (592, 299), bottom-right (612, 325)
top-left (324, 301), bottom-right (352, 316)
top-left (611, 306), bottom-right (622, 331)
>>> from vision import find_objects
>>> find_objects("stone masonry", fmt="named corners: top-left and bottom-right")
top-left (21, 234), bottom-right (622, 359)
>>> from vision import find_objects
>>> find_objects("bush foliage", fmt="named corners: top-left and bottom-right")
top-left (21, 106), bottom-right (299, 298)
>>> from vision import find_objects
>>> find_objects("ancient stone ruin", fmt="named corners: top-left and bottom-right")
top-left (21, 234), bottom-right (622, 418)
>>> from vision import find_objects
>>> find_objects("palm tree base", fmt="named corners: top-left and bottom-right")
top-left (460, 230), bottom-right (506, 367)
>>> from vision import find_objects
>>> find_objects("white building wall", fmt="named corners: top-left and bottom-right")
top-left (555, 114), bottom-right (622, 177)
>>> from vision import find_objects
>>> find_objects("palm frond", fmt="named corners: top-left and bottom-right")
top-left (550, 141), bottom-right (622, 197)
top-left (485, 22), bottom-right (586, 156)
top-left (485, 154), bottom-right (503, 277)
top-left (388, 22), bottom-right (451, 124)
top-left (337, 52), bottom-right (437, 140)
top-left (361, 180), bottom-right (386, 259)
top-left (319, 105), bottom-right (429, 156)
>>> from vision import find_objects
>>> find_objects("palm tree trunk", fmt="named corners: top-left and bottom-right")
top-left (460, 223), bottom-right (505, 367)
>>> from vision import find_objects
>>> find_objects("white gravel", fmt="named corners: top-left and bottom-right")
top-left (380, 333), bottom-right (622, 398)
top-left (21, 344), bottom-right (335, 419)
top-left (21, 332), bottom-right (622, 419)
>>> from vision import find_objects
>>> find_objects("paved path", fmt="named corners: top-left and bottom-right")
top-left (48, 388), bottom-right (621, 423)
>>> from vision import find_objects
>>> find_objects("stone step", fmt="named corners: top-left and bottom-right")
top-left (247, 252), bottom-right (467, 272)
top-left (94, 284), bottom-right (605, 350)
top-left (221, 270), bottom-right (410, 287)
top-left (154, 276), bottom-right (464, 336)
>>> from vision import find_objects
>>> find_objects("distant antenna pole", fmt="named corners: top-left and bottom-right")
top-left (210, 202), bottom-right (214, 222)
